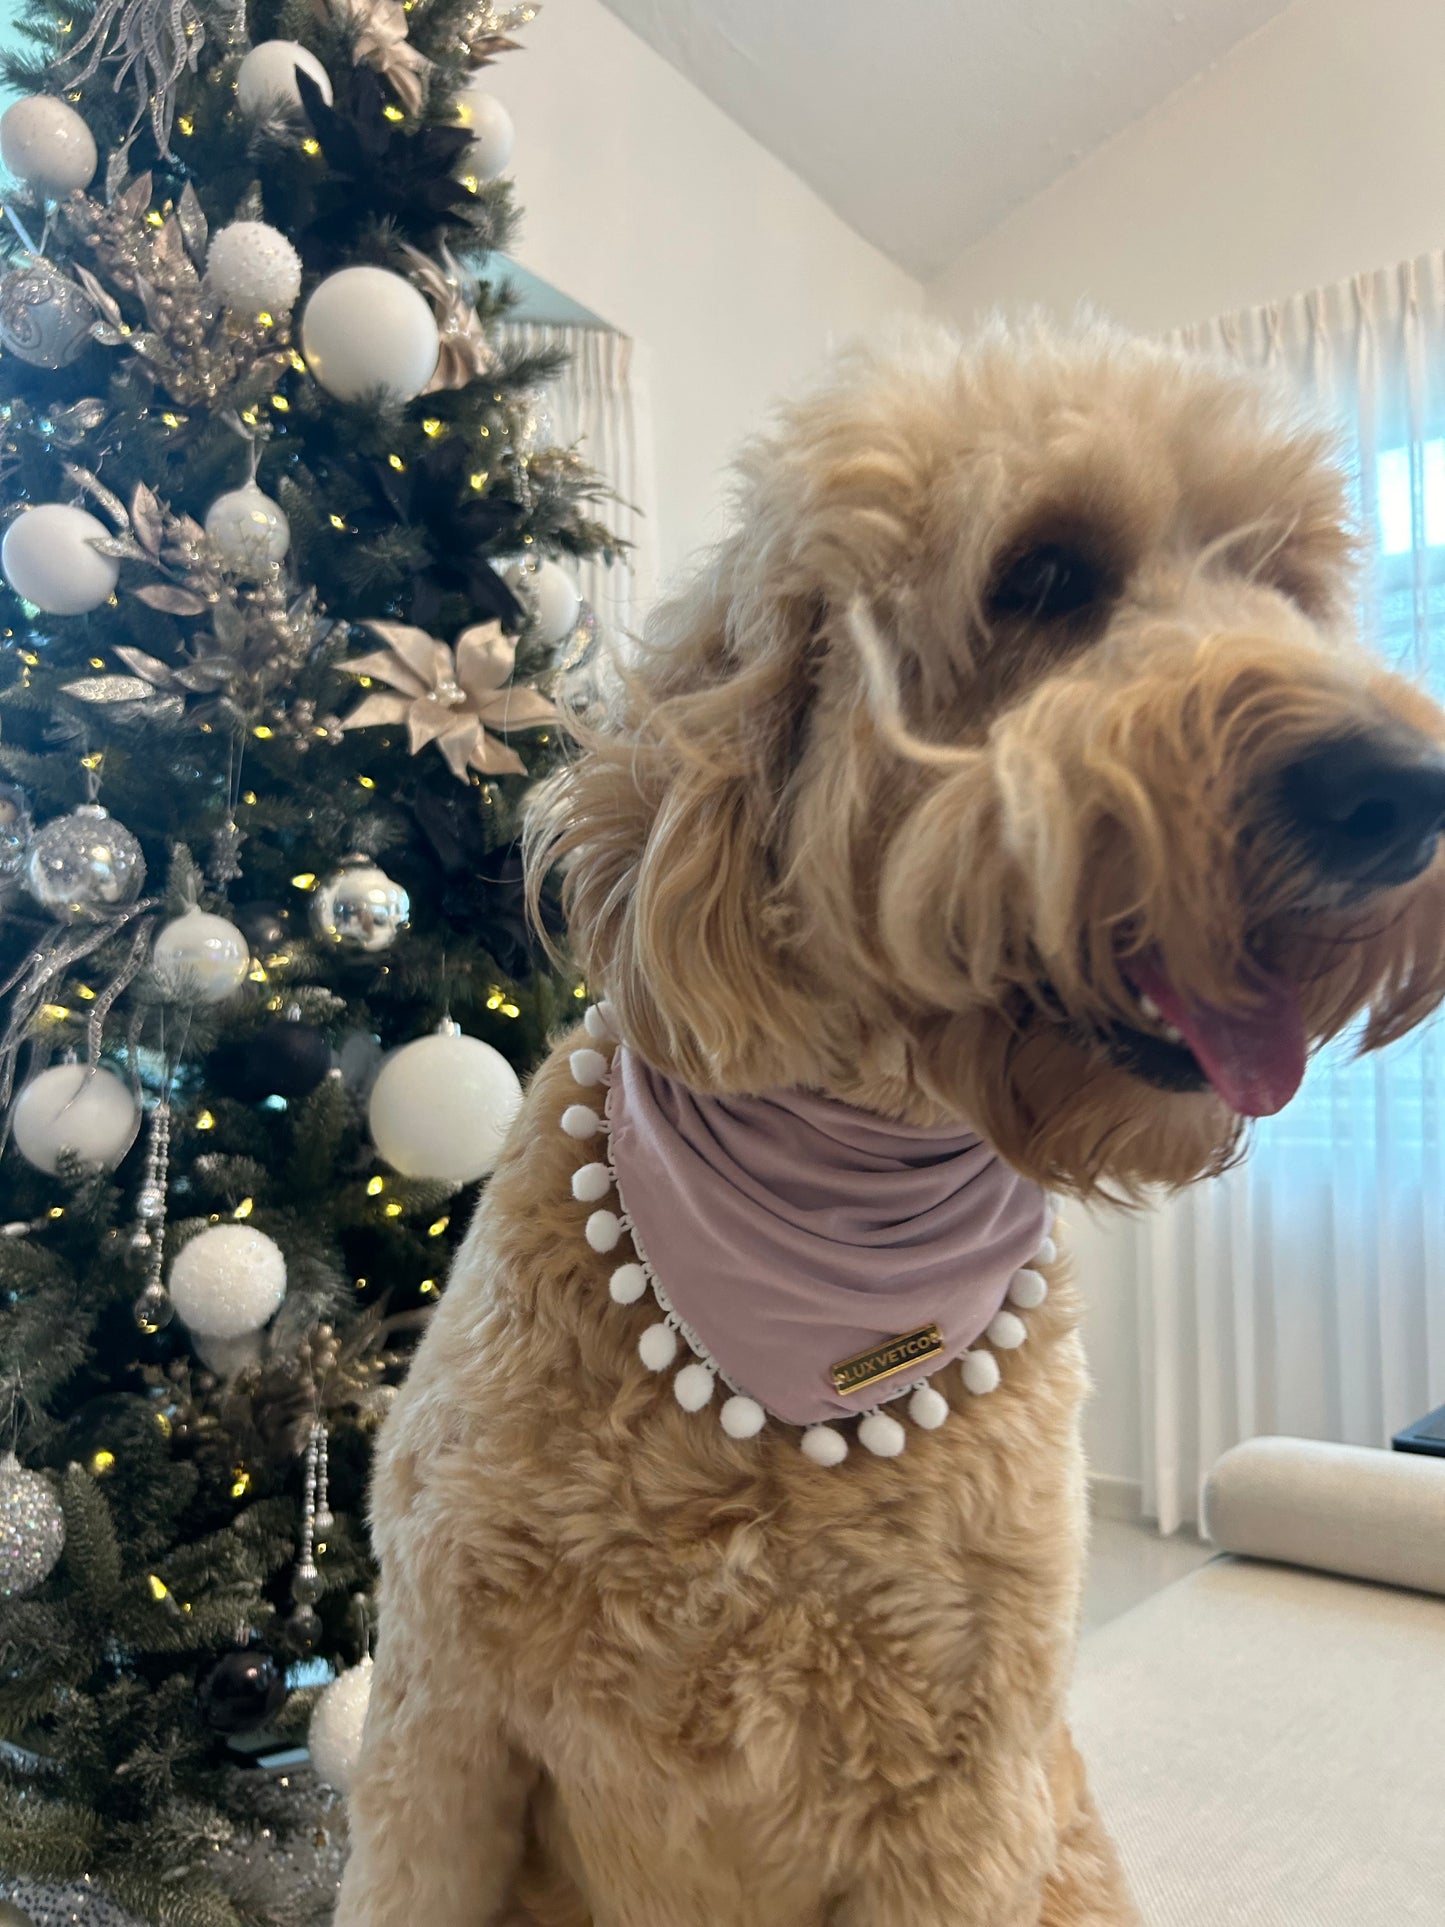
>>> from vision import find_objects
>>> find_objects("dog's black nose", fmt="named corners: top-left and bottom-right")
top-left (1279, 731), bottom-right (1445, 886)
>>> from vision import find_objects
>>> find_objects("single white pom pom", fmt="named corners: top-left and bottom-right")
top-left (1008, 1268), bottom-right (1049, 1310)
top-left (571, 1162), bottom-right (611, 1203)
top-left (987, 1310), bottom-right (1028, 1351)
top-left (569, 1047), bottom-right (609, 1088)
top-left (585, 1210), bottom-right (622, 1253)
top-left (609, 1262), bottom-right (647, 1305)
top-left (961, 1350), bottom-right (1001, 1396)
top-left (858, 1411), bottom-right (907, 1458)
top-left (673, 1362), bottom-right (715, 1411)
top-left (720, 1395), bottom-right (766, 1439)
top-left (561, 1104), bottom-right (603, 1139)
top-left (1035, 1235), bottom-right (1058, 1266)
top-left (801, 1425), bottom-right (848, 1466)
top-left (584, 1003), bottom-right (617, 1042)
top-left (909, 1384), bottom-right (949, 1430)
top-left (638, 1322), bottom-right (678, 1371)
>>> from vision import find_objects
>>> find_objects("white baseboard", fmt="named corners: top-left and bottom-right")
top-left (1089, 1473), bottom-right (1144, 1523)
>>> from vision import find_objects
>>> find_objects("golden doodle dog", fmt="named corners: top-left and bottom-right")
top-left (337, 323), bottom-right (1445, 1926)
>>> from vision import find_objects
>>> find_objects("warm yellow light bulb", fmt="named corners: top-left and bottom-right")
top-left (428, 1216), bottom-right (450, 1237)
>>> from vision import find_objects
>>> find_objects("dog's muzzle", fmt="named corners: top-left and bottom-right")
top-left (1278, 728), bottom-right (1445, 890)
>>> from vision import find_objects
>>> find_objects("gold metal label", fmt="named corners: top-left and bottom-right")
top-left (830, 1323), bottom-right (945, 1396)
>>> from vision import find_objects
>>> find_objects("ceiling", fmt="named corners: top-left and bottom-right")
top-left (601, 0), bottom-right (1294, 280)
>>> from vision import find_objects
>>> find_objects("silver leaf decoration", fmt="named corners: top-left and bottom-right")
top-left (60, 675), bottom-right (161, 703)
top-left (68, 0), bottom-right (207, 160)
top-left (61, 464), bottom-right (129, 529)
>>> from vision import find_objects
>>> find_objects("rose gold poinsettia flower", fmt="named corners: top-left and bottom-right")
top-left (338, 618), bottom-right (557, 780)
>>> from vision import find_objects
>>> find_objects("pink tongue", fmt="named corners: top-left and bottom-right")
top-left (1128, 957), bottom-right (1307, 1117)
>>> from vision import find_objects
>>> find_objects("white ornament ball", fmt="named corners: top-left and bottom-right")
top-left (190, 1329), bottom-right (264, 1379)
top-left (169, 1224), bottom-right (287, 1339)
top-left (720, 1394), bottom-right (766, 1439)
top-left (151, 908), bottom-right (250, 1004)
top-left (308, 1655), bottom-right (373, 1794)
top-left (236, 41), bottom-right (334, 116)
top-left (368, 1024), bottom-right (522, 1183)
top-left (2, 504), bottom-right (118, 614)
top-left (961, 1349), bottom-right (1001, 1396)
top-left (454, 81), bottom-right (515, 181)
top-left (0, 95), bottom-right (96, 198)
top-left (0, 1452), bottom-right (65, 1597)
top-left (506, 557), bottom-right (581, 646)
top-left (673, 1362), bottom-right (715, 1412)
top-left (11, 1063), bottom-right (138, 1175)
top-left (801, 1424), bottom-right (848, 1466)
top-left (206, 220), bottom-right (303, 317)
top-left (909, 1384), bottom-right (949, 1431)
top-left (987, 1310), bottom-right (1028, 1351)
top-left (300, 266), bottom-right (439, 404)
top-left (858, 1411), bottom-right (907, 1458)
top-left (204, 483), bottom-right (290, 578)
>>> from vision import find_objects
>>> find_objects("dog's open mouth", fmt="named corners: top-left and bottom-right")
top-left (1110, 952), bottom-right (1308, 1117)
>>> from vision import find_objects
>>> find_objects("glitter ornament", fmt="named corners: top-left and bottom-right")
top-left (0, 96), bottom-right (96, 198)
top-left (300, 266), bottom-right (440, 403)
top-left (369, 1020), bottom-right (522, 1182)
top-left (2, 504), bottom-right (119, 614)
top-left (0, 262), bottom-right (94, 368)
top-left (0, 1886), bottom-right (144, 1927)
top-left (197, 1642), bottom-right (288, 1733)
top-left (151, 908), bottom-right (250, 1003)
top-left (205, 219), bottom-right (303, 317)
top-left (0, 1452), bottom-right (65, 1597)
top-left (454, 79), bottom-right (514, 180)
top-left (11, 1063), bottom-right (139, 1174)
top-left (24, 804), bottom-right (145, 920)
top-left (235, 40), bottom-right (333, 116)
top-left (0, 779), bottom-right (32, 898)
top-left (505, 555), bottom-right (581, 646)
top-left (169, 1223), bottom-right (287, 1339)
top-left (310, 855), bottom-right (410, 952)
top-left (308, 1655), bottom-right (373, 1793)
top-left (204, 482), bottom-right (291, 577)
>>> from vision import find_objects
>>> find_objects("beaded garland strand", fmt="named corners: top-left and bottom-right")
top-left (560, 1006), bottom-right (1057, 1463)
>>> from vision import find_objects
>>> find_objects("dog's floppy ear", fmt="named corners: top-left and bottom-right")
top-left (525, 556), bottom-right (825, 1091)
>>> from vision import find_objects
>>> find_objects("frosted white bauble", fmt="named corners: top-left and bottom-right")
top-left (236, 41), bottom-right (333, 116)
top-left (505, 557), bottom-right (580, 646)
top-left (204, 484), bottom-right (290, 577)
top-left (169, 1224), bottom-right (287, 1339)
top-left (0, 95), bottom-right (96, 198)
top-left (11, 1063), bottom-right (138, 1175)
top-left (206, 220), bottom-right (303, 317)
top-left (454, 81), bottom-right (514, 181)
top-left (191, 1329), bottom-right (264, 1378)
top-left (308, 1655), bottom-right (373, 1793)
top-left (151, 908), bottom-right (250, 1004)
top-left (300, 267), bottom-right (439, 403)
top-left (2, 504), bottom-right (118, 615)
top-left (368, 1023), bottom-right (522, 1183)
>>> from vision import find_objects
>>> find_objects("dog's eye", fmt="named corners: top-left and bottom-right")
top-left (987, 544), bottom-right (1102, 622)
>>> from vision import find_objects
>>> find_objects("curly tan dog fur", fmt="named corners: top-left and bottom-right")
top-left (336, 322), bottom-right (1445, 1926)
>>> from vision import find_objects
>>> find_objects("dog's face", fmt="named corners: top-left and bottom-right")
top-left (531, 324), bottom-right (1445, 1196)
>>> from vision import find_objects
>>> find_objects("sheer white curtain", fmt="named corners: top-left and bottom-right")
top-left (497, 322), bottom-right (658, 645)
top-left (1096, 253), bottom-right (1445, 1534)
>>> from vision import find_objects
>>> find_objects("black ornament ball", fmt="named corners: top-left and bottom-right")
top-left (233, 899), bottom-right (290, 952)
top-left (198, 1644), bottom-right (288, 1734)
top-left (208, 1021), bottom-right (332, 1104)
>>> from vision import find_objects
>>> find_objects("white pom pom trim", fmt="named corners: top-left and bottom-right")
top-left (585, 1209), bottom-right (623, 1253)
top-left (987, 1310), bottom-right (1028, 1351)
top-left (1035, 1235), bottom-right (1058, 1266)
top-left (570, 1047), bottom-right (610, 1088)
top-left (1008, 1267), bottom-right (1049, 1310)
top-left (561, 1103), bottom-right (603, 1139)
top-left (858, 1411), bottom-right (907, 1458)
top-left (720, 1394), bottom-right (766, 1439)
top-left (639, 1322), bottom-right (678, 1371)
top-left (961, 1349), bottom-right (1001, 1396)
top-left (801, 1425), bottom-right (848, 1465)
top-left (609, 1262), bottom-right (647, 1305)
top-left (571, 1161), bottom-right (612, 1203)
top-left (909, 1384), bottom-right (949, 1431)
top-left (583, 1004), bottom-right (611, 1041)
top-left (674, 1362), bottom-right (715, 1411)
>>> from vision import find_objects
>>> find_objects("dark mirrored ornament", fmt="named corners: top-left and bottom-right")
top-left (197, 1642), bottom-right (288, 1734)
top-left (208, 1017), bottom-right (332, 1103)
top-left (233, 899), bottom-right (289, 951)
top-left (0, 262), bottom-right (94, 369)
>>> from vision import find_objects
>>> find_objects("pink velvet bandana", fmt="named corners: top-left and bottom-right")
top-left (603, 1043), bottom-right (1050, 1428)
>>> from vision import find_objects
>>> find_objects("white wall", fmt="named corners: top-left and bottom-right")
top-left (928, 0), bottom-right (1445, 338)
top-left (490, 0), bottom-right (921, 590)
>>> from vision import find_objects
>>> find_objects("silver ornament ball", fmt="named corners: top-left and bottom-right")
top-left (0, 1883), bottom-right (145, 1927)
top-left (0, 262), bottom-right (94, 368)
top-left (311, 855), bottom-right (410, 952)
top-left (24, 804), bottom-right (145, 920)
top-left (133, 1281), bottom-right (172, 1333)
top-left (0, 1452), bottom-right (65, 1597)
top-left (151, 907), bottom-right (250, 1003)
top-left (205, 220), bottom-right (303, 317)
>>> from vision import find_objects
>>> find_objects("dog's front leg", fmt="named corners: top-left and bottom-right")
top-left (335, 1606), bottom-right (536, 1927)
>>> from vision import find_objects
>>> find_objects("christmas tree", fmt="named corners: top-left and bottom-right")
top-left (0, 1), bottom-right (617, 1919)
